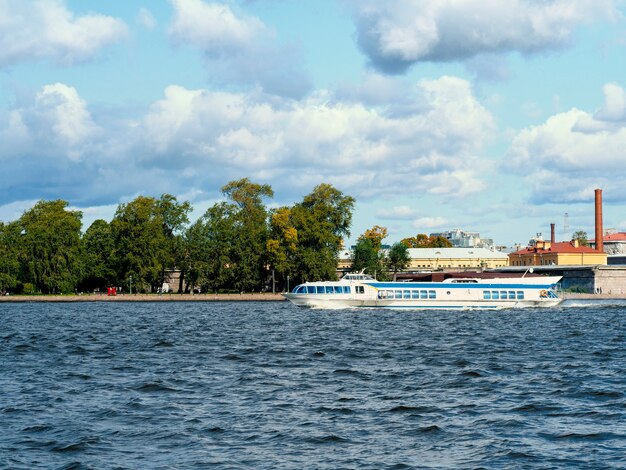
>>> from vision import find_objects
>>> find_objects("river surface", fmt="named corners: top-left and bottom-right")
top-left (2, 301), bottom-right (626, 469)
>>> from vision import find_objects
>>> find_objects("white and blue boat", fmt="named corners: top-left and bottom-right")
top-left (283, 273), bottom-right (562, 309)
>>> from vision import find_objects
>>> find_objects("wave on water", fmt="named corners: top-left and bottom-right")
top-left (2, 301), bottom-right (626, 469)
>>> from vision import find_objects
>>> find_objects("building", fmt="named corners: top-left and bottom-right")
top-left (429, 228), bottom-right (495, 249)
top-left (406, 247), bottom-right (508, 270)
top-left (508, 239), bottom-right (607, 267)
top-left (338, 247), bottom-right (509, 273)
top-left (589, 230), bottom-right (626, 255)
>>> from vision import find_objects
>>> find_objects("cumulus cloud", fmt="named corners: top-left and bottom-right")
top-left (0, 0), bottom-right (128, 67)
top-left (348, 0), bottom-right (618, 73)
top-left (1, 83), bottom-right (100, 162)
top-left (167, 0), bottom-right (311, 98)
top-left (506, 83), bottom-right (626, 203)
top-left (412, 217), bottom-right (447, 229)
top-left (0, 75), bottom-right (494, 208)
top-left (137, 7), bottom-right (157, 30)
top-left (134, 75), bottom-right (494, 199)
top-left (377, 205), bottom-right (420, 220)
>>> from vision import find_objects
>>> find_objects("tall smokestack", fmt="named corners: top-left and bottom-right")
top-left (595, 188), bottom-right (603, 252)
top-left (550, 223), bottom-right (555, 245)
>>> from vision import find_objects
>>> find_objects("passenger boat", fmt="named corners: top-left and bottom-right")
top-left (283, 272), bottom-right (562, 309)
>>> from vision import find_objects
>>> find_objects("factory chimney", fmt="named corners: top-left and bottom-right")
top-left (550, 223), bottom-right (555, 245)
top-left (595, 189), bottom-right (603, 252)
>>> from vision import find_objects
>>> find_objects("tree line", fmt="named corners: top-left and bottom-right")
top-left (0, 179), bottom-right (356, 295)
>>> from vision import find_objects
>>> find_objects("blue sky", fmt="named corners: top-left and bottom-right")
top-left (1, 0), bottom-right (626, 246)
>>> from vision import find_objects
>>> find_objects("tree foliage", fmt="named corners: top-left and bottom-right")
top-left (0, 180), bottom-right (359, 295)
top-left (111, 194), bottom-right (190, 292)
top-left (290, 183), bottom-right (355, 283)
top-left (387, 242), bottom-right (410, 278)
top-left (572, 230), bottom-right (589, 246)
top-left (0, 221), bottom-right (22, 293)
top-left (401, 234), bottom-right (452, 248)
top-left (19, 200), bottom-right (83, 294)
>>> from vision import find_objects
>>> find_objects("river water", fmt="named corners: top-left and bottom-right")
top-left (1, 301), bottom-right (626, 469)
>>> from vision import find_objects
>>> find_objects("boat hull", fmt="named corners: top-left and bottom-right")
top-left (283, 293), bottom-right (562, 310)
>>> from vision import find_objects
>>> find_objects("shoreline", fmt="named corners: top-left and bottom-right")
top-left (1, 292), bottom-right (625, 302)
top-left (0, 293), bottom-right (287, 302)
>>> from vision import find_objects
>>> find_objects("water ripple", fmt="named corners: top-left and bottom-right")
top-left (1, 302), bottom-right (626, 468)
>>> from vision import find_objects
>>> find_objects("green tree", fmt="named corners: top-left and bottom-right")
top-left (19, 200), bottom-right (83, 294)
top-left (266, 207), bottom-right (298, 291)
top-left (387, 242), bottom-right (410, 279)
top-left (111, 194), bottom-right (190, 292)
top-left (0, 221), bottom-right (22, 294)
top-left (351, 237), bottom-right (387, 279)
top-left (572, 230), bottom-right (589, 246)
top-left (80, 219), bottom-right (116, 292)
top-left (290, 183), bottom-right (355, 283)
top-left (187, 179), bottom-right (273, 293)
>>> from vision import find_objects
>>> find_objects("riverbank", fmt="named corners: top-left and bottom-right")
top-left (0, 293), bottom-right (287, 302)
top-left (1, 292), bottom-right (624, 302)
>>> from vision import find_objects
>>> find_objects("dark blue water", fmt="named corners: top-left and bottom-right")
top-left (2, 301), bottom-right (626, 469)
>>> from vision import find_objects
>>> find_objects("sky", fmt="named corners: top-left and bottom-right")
top-left (1, 0), bottom-right (626, 247)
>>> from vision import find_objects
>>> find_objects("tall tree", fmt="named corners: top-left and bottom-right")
top-left (188, 179), bottom-right (273, 293)
top-left (19, 200), bottom-right (83, 294)
top-left (361, 225), bottom-right (388, 251)
top-left (111, 194), bottom-right (190, 292)
top-left (291, 183), bottom-right (355, 283)
top-left (80, 219), bottom-right (116, 292)
top-left (266, 207), bottom-right (298, 291)
top-left (387, 242), bottom-right (411, 279)
top-left (0, 221), bottom-right (22, 294)
top-left (351, 237), bottom-right (387, 279)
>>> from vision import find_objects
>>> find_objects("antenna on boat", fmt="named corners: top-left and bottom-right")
top-left (522, 267), bottom-right (534, 278)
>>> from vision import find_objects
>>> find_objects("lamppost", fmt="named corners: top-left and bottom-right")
top-left (129, 274), bottom-right (133, 295)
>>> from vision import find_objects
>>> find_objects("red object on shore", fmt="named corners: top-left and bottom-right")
top-left (107, 287), bottom-right (117, 296)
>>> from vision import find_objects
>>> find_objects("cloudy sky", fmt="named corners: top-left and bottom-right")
top-left (1, 0), bottom-right (625, 246)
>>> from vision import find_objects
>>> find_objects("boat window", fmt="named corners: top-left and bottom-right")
top-left (403, 290), bottom-right (411, 299)
top-left (420, 290), bottom-right (427, 299)
top-left (334, 286), bottom-right (342, 294)
top-left (306, 286), bottom-right (316, 294)
top-left (492, 291), bottom-right (499, 300)
top-left (428, 290), bottom-right (436, 299)
top-left (517, 291), bottom-right (524, 300)
top-left (356, 286), bottom-right (365, 294)
top-left (412, 290), bottom-right (419, 299)
top-left (316, 286), bottom-right (325, 294)
top-left (325, 286), bottom-right (334, 294)
top-left (508, 291), bottom-right (516, 299)
top-left (500, 291), bottom-right (507, 299)
top-left (343, 286), bottom-right (351, 294)
top-left (483, 291), bottom-right (491, 300)
top-left (294, 285), bottom-right (305, 294)
top-left (395, 290), bottom-right (402, 299)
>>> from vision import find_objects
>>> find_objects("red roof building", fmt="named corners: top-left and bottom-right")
top-left (509, 239), bottom-right (607, 266)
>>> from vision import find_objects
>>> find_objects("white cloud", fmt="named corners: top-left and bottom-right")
top-left (377, 205), bottom-right (420, 220)
top-left (168, 0), bottom-right (266, 52)
top-left (0, 75), bottom-right (494, 209)
top-left (167, 0), bottom-right (311, 98)
top-left (348, 0), bottom-right (618, 73)
top-left (507, 83), bottom-right (626, 203)
top-left (0, 83), bottom-right (100, 162)
top-left (0, 0), bottom-right (128, 67)
top-left (136, 76), bottom-right (494, 199)
top-left (137, 7), bottom-right (157, 30)
top-left (412, 217), bottom-right (447, 229)
top-left (595, 82), bottom-right (626, 122)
